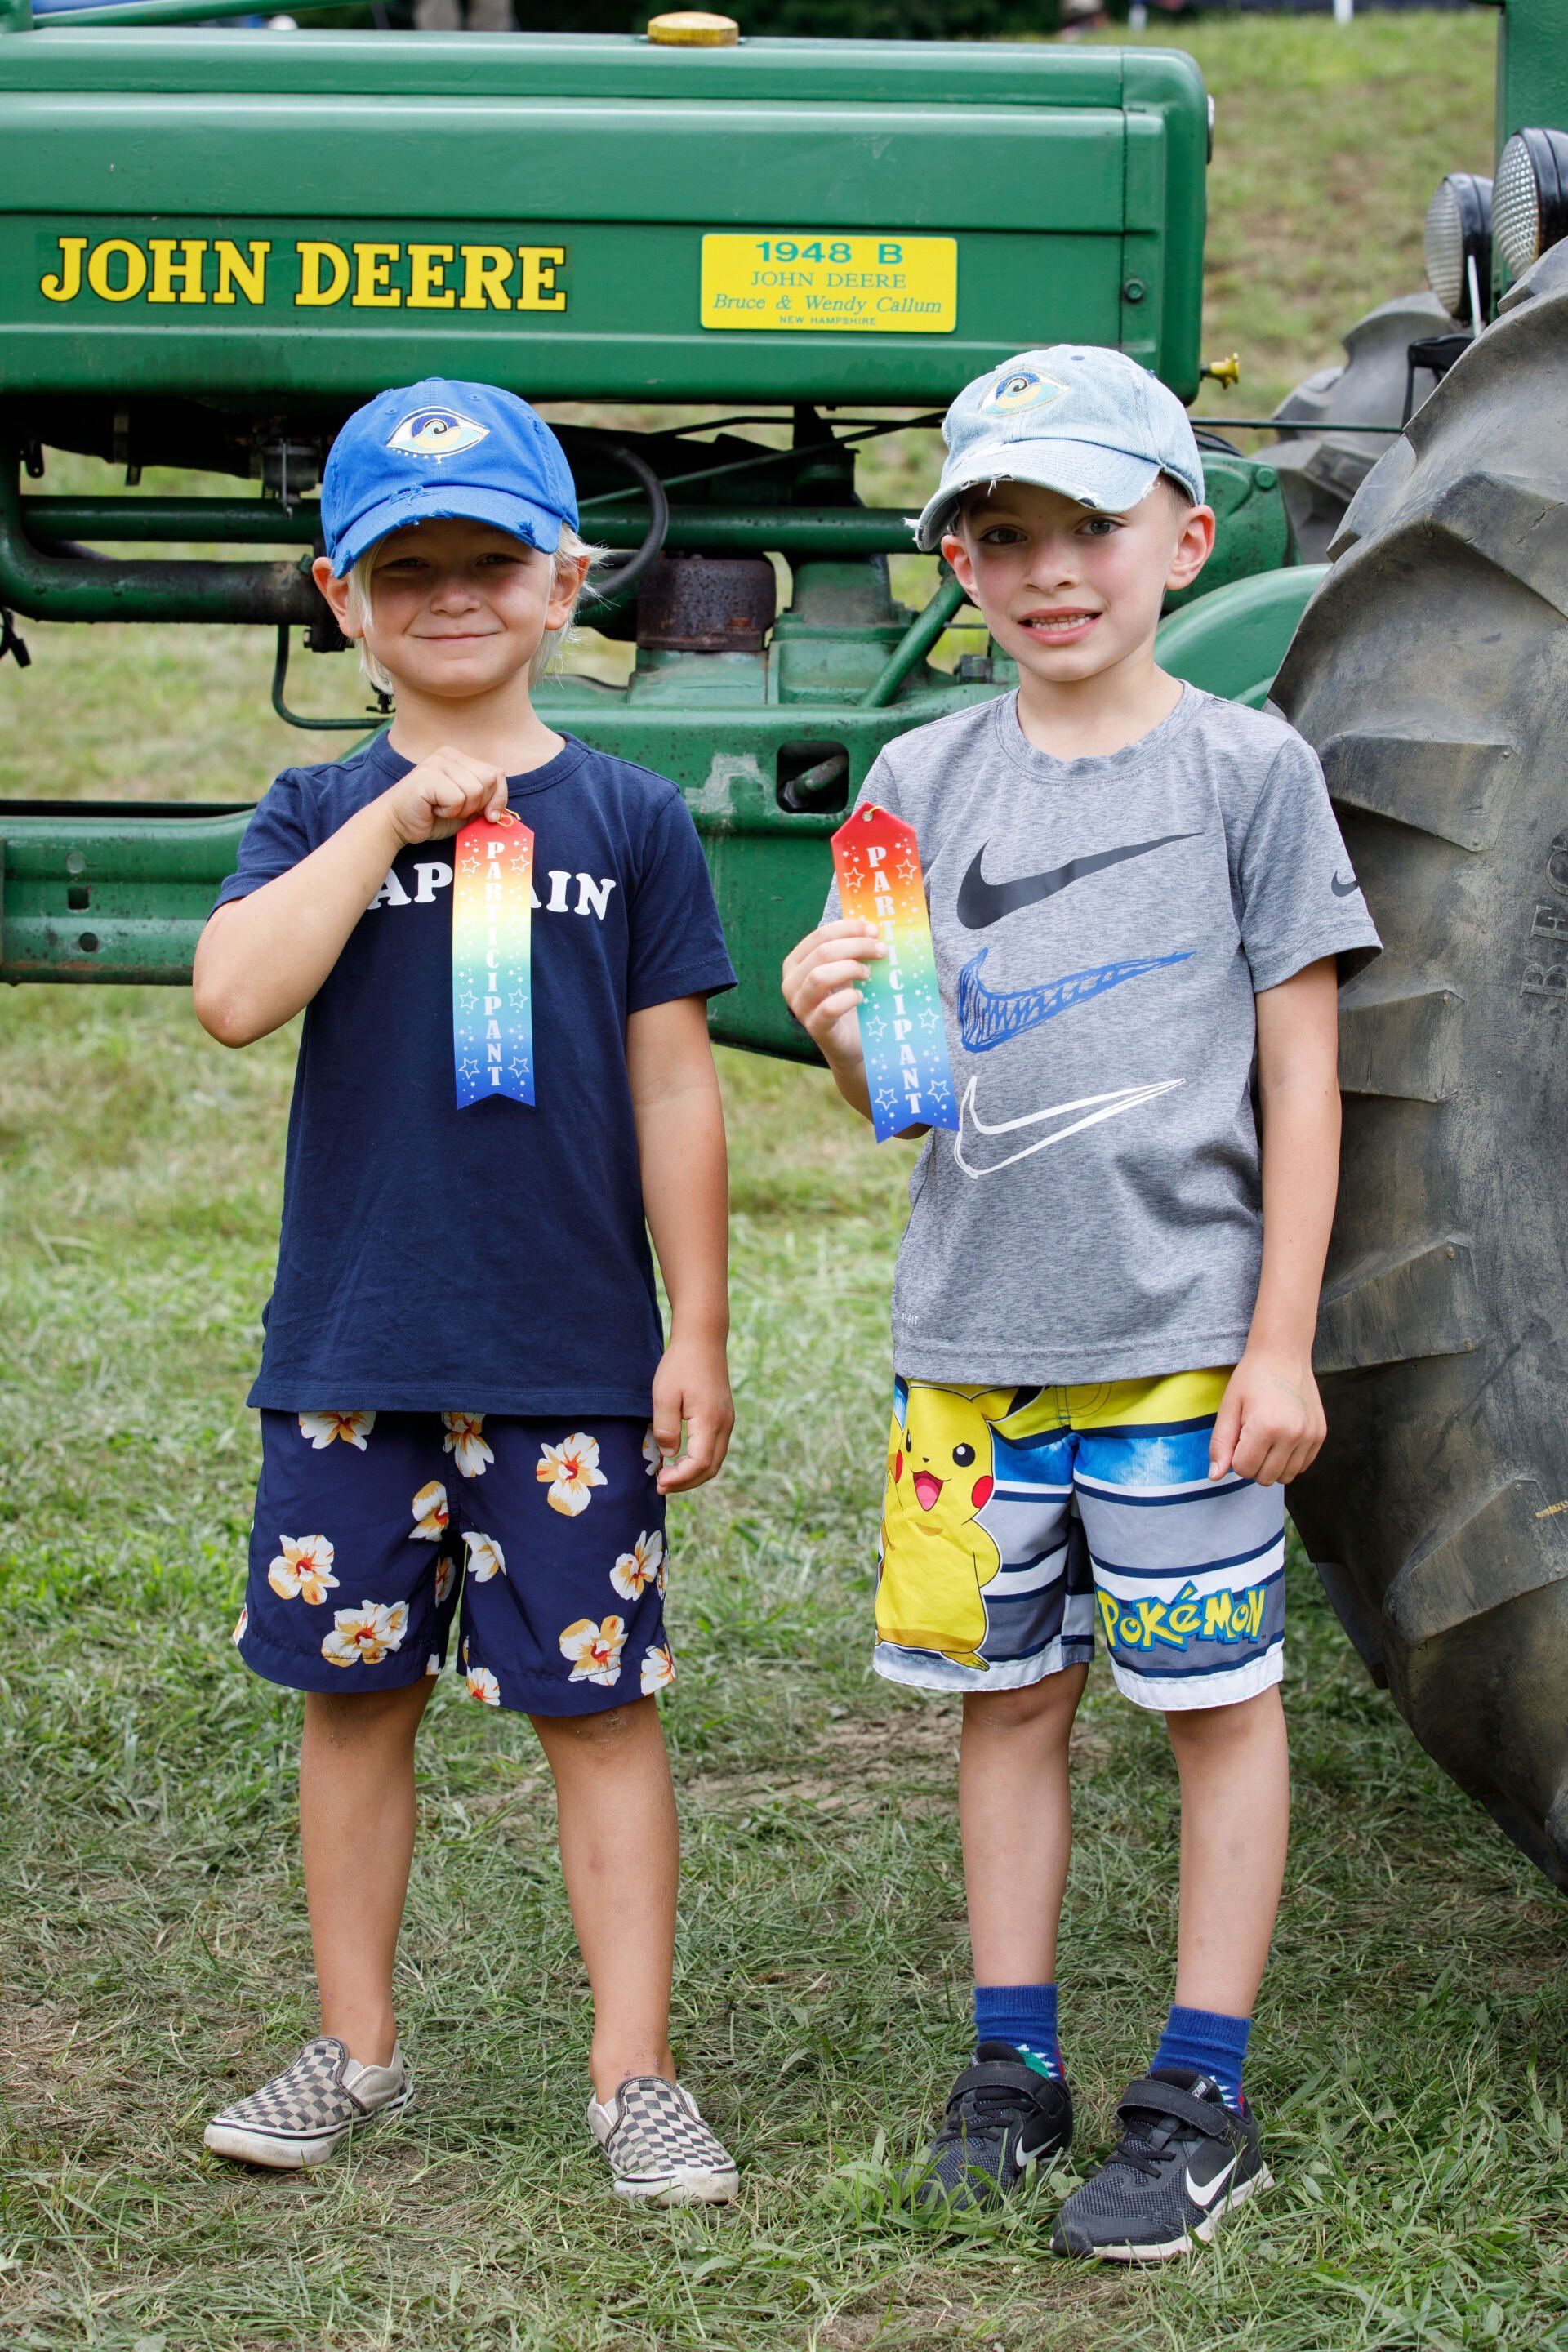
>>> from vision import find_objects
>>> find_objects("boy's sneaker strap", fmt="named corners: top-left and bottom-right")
top-left (1113, 2074), bottom-right (1233, 2140)
top-left (907, 2041), bottom-right (1073, 2211)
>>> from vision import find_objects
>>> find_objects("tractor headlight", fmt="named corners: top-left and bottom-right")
top-left (1423, 172), bottom-right (1492, 324)
top-left (1494, 127), bottom-right (1568, 280)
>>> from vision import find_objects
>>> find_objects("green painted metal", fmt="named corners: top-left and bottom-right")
top-left (862, 573), bottom-right (968, 708)
top-left (2, 449), bottom-right (1290, 621)
top-left (0, 456), bottom-right (320, 621)
top-left (1491, 0), bottom-right (1568, 296)
top-left (0, 18), bottom-right (1313, 1062)
top-left (0, 34), bottom-right (1206, 403)
top-left (1163, 451), bottom-right (1290, 609)
top-left (1496, 0), bottom-right (1568, 170)
top-left (1154, 563), bottom-right (1326, 711)
top-left (18, 496), bottom-right (922, 555)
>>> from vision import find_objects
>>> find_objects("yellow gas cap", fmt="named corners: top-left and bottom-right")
top-left (648, 11), bottom-right (740, 42)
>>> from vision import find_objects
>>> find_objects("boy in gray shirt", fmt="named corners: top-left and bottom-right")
top-left (783, 347), bottom-right (1378, 2257)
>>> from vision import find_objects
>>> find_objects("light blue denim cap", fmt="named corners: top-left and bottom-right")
top-left (915, 345), bottom-right (1206, 550)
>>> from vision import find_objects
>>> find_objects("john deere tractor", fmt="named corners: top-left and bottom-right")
top-left (1, 0), bottom-right (1566, 1881)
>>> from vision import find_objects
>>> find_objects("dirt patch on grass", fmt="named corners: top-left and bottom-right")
top-left (815, 2266), bottom-right (1137, 2351)
top-left (680, 1705), bottom-right (1109, 1821)
top-left (0, 1995), bottom-right (88, 2117)
top-left (681, 1705), bottom-right (960, 1819)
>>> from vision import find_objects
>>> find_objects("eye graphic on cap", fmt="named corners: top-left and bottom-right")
top-left (386, 407), bottom-right (491, 460)
top-left (982, 370), bottom-right (1067, 415)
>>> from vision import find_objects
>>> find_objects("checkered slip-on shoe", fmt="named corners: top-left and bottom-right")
top-left (587, 2075), bottom-right (738, 2204)
top-left (203, 2037), bottom-right (412, 2170)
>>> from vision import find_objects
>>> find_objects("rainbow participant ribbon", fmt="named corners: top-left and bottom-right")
top-left (831, 800), bottom-right (959, 1145)
top-left (452, 812), bottom-right (535, 1108)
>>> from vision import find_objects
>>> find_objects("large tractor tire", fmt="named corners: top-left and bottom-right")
top-left (1272, 242), bottom-right (1568, 1890)
top-left (1270, 289), bottom-right (1451, 562)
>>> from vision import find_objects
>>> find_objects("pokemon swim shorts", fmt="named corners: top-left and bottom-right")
top-left (233, 1411), bottom-right (673, 1717)
top-left (875, 1370), bottom-right (1285, 1711)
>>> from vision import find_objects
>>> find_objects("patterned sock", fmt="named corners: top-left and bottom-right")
top-left (1151, 2003), bottom-right (1250, 2109)
top-left (973, 1982), bottom-right (1062, 2082)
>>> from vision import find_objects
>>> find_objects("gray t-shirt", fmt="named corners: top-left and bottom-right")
top-left (825, 685), bottom-right (1380, 1385)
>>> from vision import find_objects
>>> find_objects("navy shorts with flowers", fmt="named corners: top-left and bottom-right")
top-left (234, 1411), bottom-right (672, 1717)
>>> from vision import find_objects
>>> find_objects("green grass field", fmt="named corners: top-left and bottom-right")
top-left (7, 11), bottom-right (1566, 2349)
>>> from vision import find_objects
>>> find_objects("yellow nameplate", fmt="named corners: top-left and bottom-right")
top-left (700, 233), bottom-right (956, 334)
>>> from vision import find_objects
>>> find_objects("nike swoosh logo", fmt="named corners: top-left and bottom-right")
top-left (1184, 2151), bottom-right (1239, 2211)
top-left (1331, 871), bottom-right (1361, 898)
top-left (955, 1074), bottom-right (1184, 1178)
top-left (958, 833), bottom-right (1198, 930)
top-left (957, 947), bottom-right (1192, 1053)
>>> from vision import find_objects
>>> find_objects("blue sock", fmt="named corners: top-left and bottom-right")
top-left (973, 1983), bottom-right (1062, 2082)
top-left (1151, 2003), bottom-right (1250, 2109)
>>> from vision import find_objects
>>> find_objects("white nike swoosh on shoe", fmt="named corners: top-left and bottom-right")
top-left (954, 1075), bottom-right (1185, 1178)
top-left (1183, 2150), bottom-right (1240, 2210)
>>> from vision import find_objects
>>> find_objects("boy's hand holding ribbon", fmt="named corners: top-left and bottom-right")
top-left (382, 745), bottom-right (511, 843)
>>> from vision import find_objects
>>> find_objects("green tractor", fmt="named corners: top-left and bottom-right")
top-left (0, 0), bottom-right (1563, 1879)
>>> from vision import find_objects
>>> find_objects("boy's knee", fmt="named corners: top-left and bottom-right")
top-left (304, 1679), bottom-right (430, 1740)
top-left (1165, 1684), bottom-right (1285, 1751)
top-left (964, 1673), bottom-right (1079, 1737)
top-left (540, 1699), bottom-right (648, 1748)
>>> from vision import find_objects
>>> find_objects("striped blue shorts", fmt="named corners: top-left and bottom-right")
top-left (874, 1370), bottom-right (1285, 1712)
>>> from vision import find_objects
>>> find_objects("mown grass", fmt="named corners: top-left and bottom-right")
top-left (1128, 7), bottom-right (1498, 425)
top-left (0, 13), bottom-right (1557, 2350)
top-left (3, 994), bottom-right (1568, 2352)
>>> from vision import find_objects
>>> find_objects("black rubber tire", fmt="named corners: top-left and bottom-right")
top-left (1272, 242), bottom-right (1568, 1890)
top-left (1270, 289), bottom-right (1450, 563)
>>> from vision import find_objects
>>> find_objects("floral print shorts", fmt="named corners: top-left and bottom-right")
top-left (234, 1411), bottom-right (672, 1717)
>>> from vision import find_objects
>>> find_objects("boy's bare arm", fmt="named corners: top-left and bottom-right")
top-left (1209, 956), bottom-right (1341, 1488)
top-left (627, 995), bottom-right (733, 1494)
top-left (192, 749), bottom-right (510, 1047)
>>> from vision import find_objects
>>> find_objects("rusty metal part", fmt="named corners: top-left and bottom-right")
top-left (635, 553), bottom-right (777, 653)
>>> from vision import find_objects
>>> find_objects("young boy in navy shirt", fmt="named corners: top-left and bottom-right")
top-left (194, 381), bottom-right (739, 2203)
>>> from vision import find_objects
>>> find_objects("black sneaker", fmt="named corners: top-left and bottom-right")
top-left (907, 2041), bottom-right (1073, 2210)
top-left (1051, 2069), bottom-right (1270, 2261)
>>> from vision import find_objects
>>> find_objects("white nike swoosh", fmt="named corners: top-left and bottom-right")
top-left (953, 1075), bottom-right (1184, 1178)
top-left (1184, 2151), bottom-right (1239, 2210)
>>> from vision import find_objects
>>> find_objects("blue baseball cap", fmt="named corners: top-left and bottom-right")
top-left (915, 345), bottom-right (1206, 550)
top-left (320, 379), bottom-right (579, 577)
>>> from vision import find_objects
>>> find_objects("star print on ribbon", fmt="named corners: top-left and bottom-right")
top-left (452, 812), bottom-right (534, 1108)
top-left (831, 801), bottom-right (959, 1145)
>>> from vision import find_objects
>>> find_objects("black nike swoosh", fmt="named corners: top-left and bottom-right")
top-left (1331, 871), bottom-right (1360, 898)
top-left (957, 834), bottom-right (1198, 930)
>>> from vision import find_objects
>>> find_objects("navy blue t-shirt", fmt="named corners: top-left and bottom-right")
top-left (213, 731), bottom-right (735, 1416)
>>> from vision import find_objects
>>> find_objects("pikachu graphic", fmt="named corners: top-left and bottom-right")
top-left (877, 1384), bottom-right (1018, 1671)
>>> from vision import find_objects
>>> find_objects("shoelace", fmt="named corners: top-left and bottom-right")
top-left (1102, 2078), bottom-right (1233, 2181)
top-left (1101, 2110), bottom-right (1184, 2182)
top-left (942, 2069), bottom-right (1047, 2142)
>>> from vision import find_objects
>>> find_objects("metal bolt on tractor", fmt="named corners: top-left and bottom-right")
top-left (1, 0), bottom-right (1566, 1882)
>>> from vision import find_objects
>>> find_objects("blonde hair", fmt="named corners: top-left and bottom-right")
top-left (347, 523), bottom-right (603, 702)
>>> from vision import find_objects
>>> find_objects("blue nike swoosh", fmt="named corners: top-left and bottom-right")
top-left (957, 947), bottom-right (1193, 1053)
